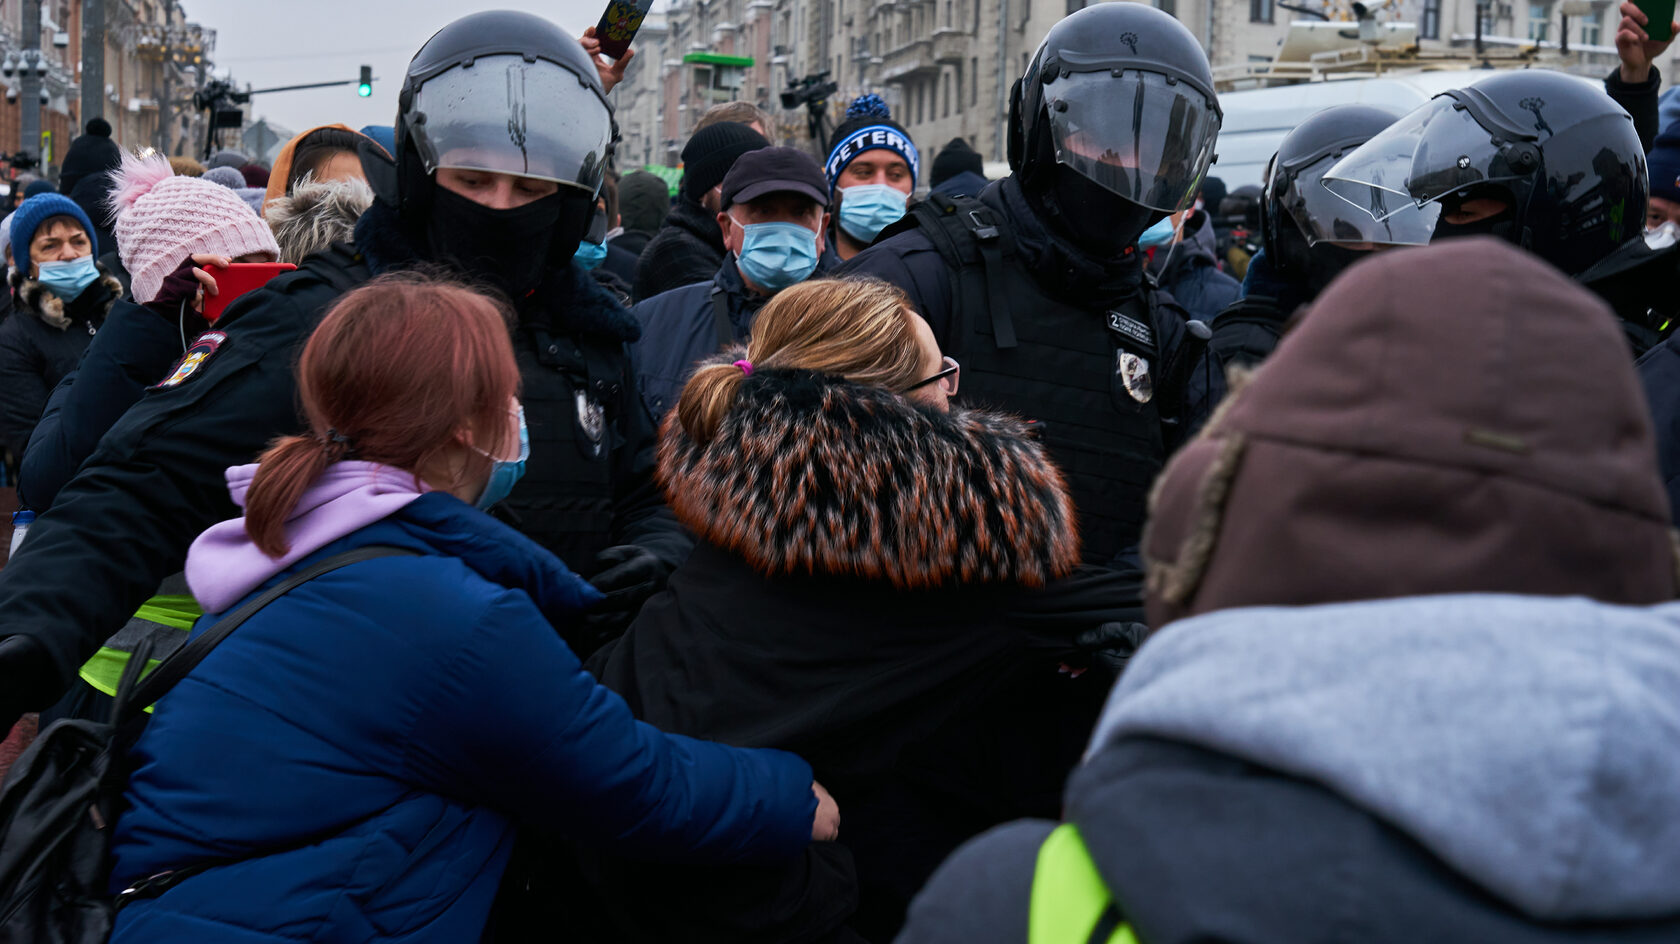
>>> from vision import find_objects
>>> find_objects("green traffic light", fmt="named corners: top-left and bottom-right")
top-left (358, 83), bottom-right (372, 97)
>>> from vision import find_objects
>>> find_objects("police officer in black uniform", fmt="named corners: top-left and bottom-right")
top-left (0, 10), bottom-right (687, 731)
top-left (840, 2), bottom-right (1224, 568)
top-left (1213, 104), bottom-right (1407, 367)
top-left (1322, 69), bottom-right (1667, 354)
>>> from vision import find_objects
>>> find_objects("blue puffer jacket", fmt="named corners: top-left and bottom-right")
top-left (109, 492), bottom-right (817, 943)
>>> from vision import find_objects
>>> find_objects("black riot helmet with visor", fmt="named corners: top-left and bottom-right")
top-left (1261, 103), bottom-right (1423, 298)
top-left (378, 10), bottom-right (615, 296)
top-left (1009, 2), bottom-right (1222, 253)
top-left (1322, 70), bottom-right (1647, 277)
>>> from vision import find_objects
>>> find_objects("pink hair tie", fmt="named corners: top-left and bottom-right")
top-left (734, 359), bottom-right (754, 376)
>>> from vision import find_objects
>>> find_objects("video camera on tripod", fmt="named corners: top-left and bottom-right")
top-left (781, 71), bottom-right (838, 152)
top-left (193, 79), bottom-right (251, 160)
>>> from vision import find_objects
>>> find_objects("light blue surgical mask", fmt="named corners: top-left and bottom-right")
top-left (473, 404), bottom-right (529, 511)
top-left (574, 240), bottom-right (609, 271)
top-left (837, 183), bottom-right (909, 244)
top-left (36, 255), bottom-right (98, 300)
top-left (735, 220), bottom-right (820, 292)
top-left (1137, 214), bottom-right (1181, 249)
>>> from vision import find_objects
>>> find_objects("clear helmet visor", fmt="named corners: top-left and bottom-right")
top-left (407, 54), bottom-right (612, 193)
top-left (1321, 96), bottom-right (1527, 237)
top-left (1045, 69), bottom-right (1221, 213)
top-left (1284, 152), bottom-right (1440, 248)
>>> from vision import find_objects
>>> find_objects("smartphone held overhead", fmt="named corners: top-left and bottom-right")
top-left (202, 263), bottom-right (296, 323)
top-left (594, 0), bottom-right (655, 59)
top-left (1636, 0), bottom-right (1677, 41)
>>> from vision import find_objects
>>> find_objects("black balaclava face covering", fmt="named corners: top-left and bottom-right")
top-left (1047, 167), bottom-right (1159, 259)
top-left (425, 185), bottom-right (566, 299)
top-left (1272, 217), bottom-right (1371, 300)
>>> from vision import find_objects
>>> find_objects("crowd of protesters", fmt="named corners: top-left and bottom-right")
top-left (0, 3), bottom-right (1678, 943)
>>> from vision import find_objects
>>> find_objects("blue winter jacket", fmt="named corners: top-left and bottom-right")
top-left (108, 492), bottom-right (817, 944)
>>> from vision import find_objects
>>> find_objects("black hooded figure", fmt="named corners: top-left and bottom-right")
top-left (57, 118), bottom-right (123, 259)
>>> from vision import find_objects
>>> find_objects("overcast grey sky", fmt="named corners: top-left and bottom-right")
top-left (184, 0), bottom-right (643, 138)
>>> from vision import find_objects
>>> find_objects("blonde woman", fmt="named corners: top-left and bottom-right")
top-left (588, 278), bottom-right (1138, 943)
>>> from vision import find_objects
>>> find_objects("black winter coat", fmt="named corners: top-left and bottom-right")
top-left (0, 269), bottom-right (122, 459)
top-left (630, 250), bottom-right (839, 417)
top-left (587, 367), bottom-right (1138, 943)
top-left (18, 297), bottom-right (187, 511)
top-left (0, 197), bottom-right (688, 719)
top-left (632, 195), bottom-right (726, 302)
top-left (1637, 334), bottom-right (1680, 523)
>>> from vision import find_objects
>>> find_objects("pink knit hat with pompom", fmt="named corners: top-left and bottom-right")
top-left (109, 151), bottom-right (280, 304)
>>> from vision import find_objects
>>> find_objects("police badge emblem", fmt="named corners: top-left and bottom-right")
top-left (151, 331), bottom-right (228, 389)
top-left (1117, 351), bottom-right (1153, 404)
top-left (576, 389), bottom-right (606, 458)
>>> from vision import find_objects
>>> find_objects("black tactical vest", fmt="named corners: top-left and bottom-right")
top-left (505, 322), bottom-right (628, 577)
top-left (904, 193), bottom-right (1193, 564)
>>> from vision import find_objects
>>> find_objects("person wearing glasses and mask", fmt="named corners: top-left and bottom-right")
top-left (588, 277), bottom-right (1138, 943)
top-left (630, 147), bottom-right (836, 417)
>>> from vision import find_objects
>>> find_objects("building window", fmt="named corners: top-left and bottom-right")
top-left (1581, 19), bottom-right (1601, 44)
top-left (1250, 0), bottom-right (1274, 23)
top-left (1528, 1), bottom-right (1551, 40)
top-left (943, 73), bottom-right (951, 117)
top-left (1067, 0), bottom-right (1087, 12)
top-left (1155, 0), bottom-right (1177, 16)
top-left (1421, 0), bottom-right (1441, 38)
top-left (972, 57), bottom-right (979, 106)
top-left (956, 63), bottom-right (965, 112)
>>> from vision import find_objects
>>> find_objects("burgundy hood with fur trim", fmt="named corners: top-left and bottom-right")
top-left (1144, 237), bottom-right (1678, 628)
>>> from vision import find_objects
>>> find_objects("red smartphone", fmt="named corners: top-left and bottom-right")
top-left (201, 262), bottom-right (296, 323)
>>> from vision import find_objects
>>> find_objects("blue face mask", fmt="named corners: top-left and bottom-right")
top-left (734, 220), bottom-right (820, 292)
top-left (837, 183), bottom-right (909, 244)
top-left (1137, 214), bottom-right (1181, 250)
top-left (36, 255), bottom-right (99, 300)
top-left (574, 240), bottom-right (609, 271)
top-left (474, 404), bottom-right (529, 511)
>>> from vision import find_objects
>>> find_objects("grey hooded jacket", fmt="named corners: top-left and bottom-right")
top-left (898, 594), bottom-right (1680, 943)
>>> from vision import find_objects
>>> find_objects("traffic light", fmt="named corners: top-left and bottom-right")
top-left (357, 65), bottom-right (373, 98)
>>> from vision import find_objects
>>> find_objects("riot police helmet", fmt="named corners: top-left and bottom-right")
top-left (1009, 3), bottom-right (1222, 251)
top-left (1262, 103), bottom-right (1419, 295)
top-left (1323, 70), bottom-right (1646, 276)
top-left (375, 10), bottom-right (614, 287)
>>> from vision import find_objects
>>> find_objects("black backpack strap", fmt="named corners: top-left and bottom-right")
top-left (901, 193), bottom-right (1018, 349)
top-left (710, 284), bottom-right (734, 348)
top-left (120, 545), bottom-right (418, 718)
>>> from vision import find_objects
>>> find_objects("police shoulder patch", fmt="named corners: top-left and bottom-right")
top-left (152, 331), bottom-right (228, 390)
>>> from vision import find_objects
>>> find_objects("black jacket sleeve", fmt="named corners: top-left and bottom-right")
top-left (609, 344), bottom-right (693, 572)
top-left (0, 291), bottom-right (314, 707)
top-left (0, 317), bottom-right (50, 461)
top-left (1607, 65), bottom-right (1662, 154)
top-left (18, 300), bottom-right (189, 511)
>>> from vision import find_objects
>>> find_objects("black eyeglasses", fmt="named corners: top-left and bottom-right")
top-left (906, 356), bottom-right (960, 396)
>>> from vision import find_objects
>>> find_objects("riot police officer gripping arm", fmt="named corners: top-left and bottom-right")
top-left (0, 10), bottom-right (687, 730)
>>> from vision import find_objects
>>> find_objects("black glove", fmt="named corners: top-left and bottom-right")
top-left (1070, 621), bottom-right (1150, 680)
top-left (0, 635), bottom-right (59, 734)
top-left (575, 545), bottom-right (670, 658)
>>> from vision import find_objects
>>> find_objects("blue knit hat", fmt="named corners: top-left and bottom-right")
top-left (1649, 122), bottom-right (1680, 206)
top-left (10, 193), bottom-right (95, 275)
top-left (824, 94), bottom-right (920, 194)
